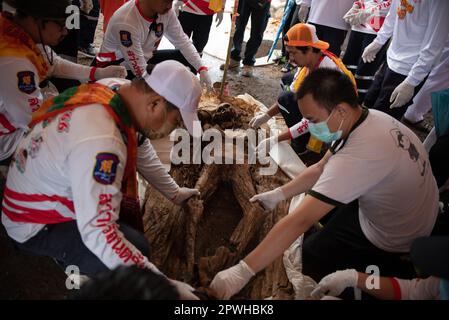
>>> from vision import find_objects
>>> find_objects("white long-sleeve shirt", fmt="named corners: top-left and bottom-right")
top-left (373, 0), bottom-right (449, 86)
top-left (1, 78), bottom-right (179, 273)
top-left (298, 0), bottom-right (354, 30)
top-left (394, 277), bottom-right (440, 300)
top-left (0, 46), bottom-right (96, 161)
top-left (99, 0), bottom-right (205, 77)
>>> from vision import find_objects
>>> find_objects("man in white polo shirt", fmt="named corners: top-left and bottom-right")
top-left (1, 61), bottom-right (201, 298)
top-left (209, 68), bottom-right (439, 299)
top-left (97, 0), bottom-right (212, 88)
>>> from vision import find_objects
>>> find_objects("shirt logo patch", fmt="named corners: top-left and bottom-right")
top-left (120, 30), bottom-right (133, 47)
top-left (17, 71), bottom-right (37, 94)
top-left (150, 23), bottom-right (164, 38)
top-left (93, 153), bottom-right (119, 185)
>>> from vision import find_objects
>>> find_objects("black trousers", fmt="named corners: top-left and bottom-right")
top-left (342, 30), bottom-right (388, 103)
top-left (303, 200), bottom-right (417, 283)
top-left (281, 4), bottom-right (299, 56)
top-left (309, 23), bottom-right (347, 57)
top-left (429, 134), bottom-right (449, 188)
top-left (13, 221), bottom-right (150, 277)
top-left (364, 63), bottom-right (427, 120)
top-left (79, 0), bottom-right (100, 49)
top-left (231, 0), bottom-right (270, 66)
top-left (178, 11), bottom-right (213, 55)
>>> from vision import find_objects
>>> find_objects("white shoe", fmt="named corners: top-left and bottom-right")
top-left (220, 58), bottom-right (240, 70)
top-left (241, 65), bottom-right (254, 77)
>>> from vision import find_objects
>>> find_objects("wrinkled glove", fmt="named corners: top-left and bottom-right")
top-left (249, 187), bottom-right (285, 211)
top-left (349, 9), bottom-right (372, 26)
top-left (215, 11), bottom-right (224, 27)
top-left (390, 80), bottom-right (415, 109)
top-left (256, 135), bottom-right (278, 158)
top-left (170, 279), bottom-right (200, 300)
top-left (173, 187), bottom-right (200, 205)
top-left (297, 5), bottom-right (310, 23)
top-left (343, 2), bottom-right (361, 24)
top-left (199, 69), bottom-right (212, 89)
top-left (80, 0), bottom-right (94, 14)
top-left (249, 113), bottom-right (271, 129)
top-left (361, 41), bottom-right (383, 63)
top-left (210, 260), bottom-right (255, 300)
top-left (311, 269), bottom-right (358, 299)
top-left (173, 1), bottom-right (183, 16)
top-left (94, 65), bottom-right (127, 80)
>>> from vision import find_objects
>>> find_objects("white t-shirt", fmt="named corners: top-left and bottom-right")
top-left (374, 0), bottom-right (449, 86)
top-left (1, 78), bottom-right (179, 273)
top-left (310, 109), bottom-right (439, 253)
top-left (99, 0), bottom-right (204, 77)
top-left (299, 0), bottom-right (354, 30)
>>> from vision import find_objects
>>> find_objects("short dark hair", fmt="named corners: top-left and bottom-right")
top-left (72, 266), bottom-right (180, 300)
top-left (296, 68), bottom-right (358, 112)
top-left (283, 35), bottom-right (321, 54)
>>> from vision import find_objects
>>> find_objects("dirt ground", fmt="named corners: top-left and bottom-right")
top-left (0, 12), bottom-right (439, 299)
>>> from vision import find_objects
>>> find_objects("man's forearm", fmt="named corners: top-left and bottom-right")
top-left (266, 103), bottom-right (281, 118)
top-left (357, 272), bottom-right (396, 300)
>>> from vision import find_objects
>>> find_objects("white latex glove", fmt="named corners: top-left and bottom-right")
top-left (172, 187), bottom-right (200, 205)
top-left (94, 65), bottom-right (127, 80)
top-left (210, 260), bottom-right (255, 300)
top-left (249, 187), bottom-right (285, 211)
top-left (215, 11), bottom-right (224, 27)
top-left (390, 80), bottom-right (415, 109)
top-left (199, 70), bottom-right (212, 89)
top-left (342, 2), bottom-right (361, 24)
top-left (297, 5), bottom-right (310, 23)
top-left (256, 135), bottom-right (278, 158)
top-left (249, 113), bottom-right (271, 129)
top-left (311, 269), bottom-right (358, 299)
top-left (173, 1), bottom-right (183, 16)
top-left (350, 9), bottom-right (372, 26)
top-left (361, 41), bottom-right (383, 63)
top-left (80, 0), bottom-right (94, 14)
top-left (170, 279), bottom-right (200, 300)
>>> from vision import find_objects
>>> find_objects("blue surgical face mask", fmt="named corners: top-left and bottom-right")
top-left (308, 109), bottom-right (344, 144)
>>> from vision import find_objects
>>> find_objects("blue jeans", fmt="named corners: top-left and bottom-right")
top-left (230, 0), bottom-right (270, 66)
top-left (13, 221), bottom-right (150, 277)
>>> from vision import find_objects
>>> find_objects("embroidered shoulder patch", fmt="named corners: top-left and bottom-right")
top-left (93, 153), bottom-right (119, 185)
top-left (17, 71), bottom-right (36, 94)
top-left (119, 30), bottom-right (133, 47)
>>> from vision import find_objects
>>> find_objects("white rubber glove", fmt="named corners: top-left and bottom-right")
top-left (199, 70), bottom-right (212, 89)
top-left (343, 3), bottom-right (360, 24)
top-left (249, 187), bottom-right (285, 211)
top-left (173, 1), bottom-right (183, 16)
top-left (170, 279), bottom-right (200, 300)
top-left (210, 260), bottom-right (255, 300)
top-left (297, 5), bottom-right (310, 23)
top-left (80, 0), bottom-right (94, 14)
top-left (256, 135), bottom-right (278, 158)
top-left (361, 41), bottom-right (383, 63)
top-left (215, 11), bottom-right (224, 27)
top-left (390, 80), bottom-right (415, 109)
top-left (94, 65), bottom-right (127, 80)
top-left (172, 187), bottom-right (200, 205)
top-left (311, 269), bottom-right (358, 299)
top-left (350, 9), bottom-right (372, 26)
top-left (249, 113), bottom-right (271, 129)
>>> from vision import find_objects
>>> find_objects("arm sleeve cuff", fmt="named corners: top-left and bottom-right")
top-left (307, 190), bottom-right (344, 207)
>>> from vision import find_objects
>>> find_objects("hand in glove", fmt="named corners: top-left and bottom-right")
top-left (173, 187), bottom-right (200, 205)
top-left (297, 5), bottom-right (310, 23)
top-left (80, 0), bottom-right (94, 14)
top-left (249, 113), bottom-right (271, 129)
top-left (215, 11), bottom-right (224, 27)
top-left (256, 135), bottom-right (278, 158)
top-left (390, 80), bottom-right (415, 109)
top-left (249, 187), bottom-right (285, 211)
top-left (311, 269), bottom-right (358, 299)
top-left (210, 260), bottom-right (255, 300)
top-left (361, 41), bottom-right (383, 63)
top-left (94, 65), bottom-right (127, 80)
top-left (350, 9), bottom-right (372, 26)
top-left (199, 69), bottom-right (212, 89)
top-left (343, 2), bottom-right (361, 24)
top-left (170, 279), bottom-right (200, 300)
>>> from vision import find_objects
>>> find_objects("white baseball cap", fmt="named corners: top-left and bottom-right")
top-left (143, 60), bottom-right (202, 137)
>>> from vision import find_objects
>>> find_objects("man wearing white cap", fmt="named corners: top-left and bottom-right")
top-left (1, 60), bottom-right (201, 298)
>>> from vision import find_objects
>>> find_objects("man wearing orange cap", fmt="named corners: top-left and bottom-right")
top-left (249, 23), bottom-right (355, 155)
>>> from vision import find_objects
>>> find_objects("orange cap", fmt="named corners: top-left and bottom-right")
top-left (285, 23), bottom-right (329, 50)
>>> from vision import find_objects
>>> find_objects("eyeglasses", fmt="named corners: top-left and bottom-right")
top-left (48, 19), bottom-right (68, 32)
